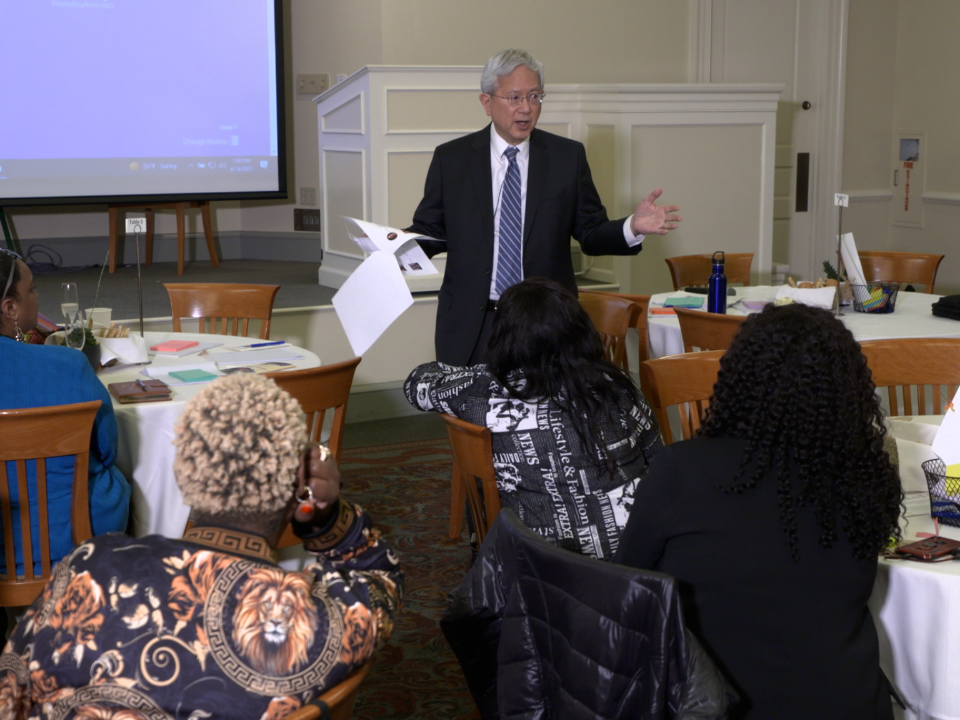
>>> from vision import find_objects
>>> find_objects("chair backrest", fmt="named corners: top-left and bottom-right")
top-left (639, 351), bottom-right (723, 444)
top-left (665, 253), bottom-right (754, 291)
top-left (674, 307), bottom-right (747, 352)
top-left (857, 251), bottom-right (944, 293)
top-left (859, 338), bottom-right (960, 415)
top-left (0, 401), bottom-right (100, 607)
top-left (577, 293), bottom-right (639, 372)
top-left (441, 509), bottom-right (735, 719)
top-left (441, 413), bottom-right (501, 545)
top-left (283, 660), bottom-right (373, 720)
top-left (164, 283), bottom-right (281, 339)
top-left (579, 289), bottom-right (652, 365)
top-left (269, 357), bottom-right (361, 549)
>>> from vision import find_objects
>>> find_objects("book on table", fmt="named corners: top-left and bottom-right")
top-left (107, 379), bottom-right (172, 404)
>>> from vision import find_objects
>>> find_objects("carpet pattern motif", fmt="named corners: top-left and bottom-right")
top-left (340, 438), bottom-right (476, 719)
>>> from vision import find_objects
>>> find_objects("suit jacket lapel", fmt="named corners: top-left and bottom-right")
top-left (471, 127), bottom-right (494, 248)
top-left (525, 129), bottom-right (548, 246)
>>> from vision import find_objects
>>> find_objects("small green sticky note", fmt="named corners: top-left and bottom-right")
top-left (169, 368), bottom-right (218, 383)
top-left (663, 296), bottom-right (705, 308)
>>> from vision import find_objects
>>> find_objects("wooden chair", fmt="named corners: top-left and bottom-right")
top-left (0, 401), bottom-right (100, 607)
top-left (579, 289), bottom-right (652, 365)
top-left (441, 414), bottom-right (501, 544)
top-left (164, 283), bottom-right (280, 339)
top-left (269, 357), bottom-right (362, 549)
top-left (859, 338), bottom-right (960, 415)
top-left (639, 351), bottom-right (723, 444)
top-left (283, 659), bottom-right (373, 720)
top-left (577, 293), bottom-right (639, 372)
top-left (665, 253), bottom-right (754, 291)
top-left (674, 307), bottom-right (747, 352)
top-left (858, 251), bottom-right (945, 293)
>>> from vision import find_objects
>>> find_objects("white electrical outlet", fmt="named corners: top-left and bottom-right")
top-left (126, 218), bottom-right (147, 233)
top-left (834, 193), bottom-right (849, 207)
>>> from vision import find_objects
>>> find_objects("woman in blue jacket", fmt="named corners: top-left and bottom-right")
top-left (0, 250), bottom-right (130, 576)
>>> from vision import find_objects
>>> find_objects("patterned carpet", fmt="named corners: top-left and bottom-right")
top-left (339, 438), bottom-right (477, 720)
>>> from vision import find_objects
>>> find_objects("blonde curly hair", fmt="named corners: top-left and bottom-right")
top-left (173, 373), bottom-right (306, 515)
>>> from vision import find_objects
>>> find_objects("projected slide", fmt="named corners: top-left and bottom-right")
top-left (0, 0), bottom-right (284, 203)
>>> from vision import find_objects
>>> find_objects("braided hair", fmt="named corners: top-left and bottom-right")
top-left (699, 303), bottom-right (902, 560)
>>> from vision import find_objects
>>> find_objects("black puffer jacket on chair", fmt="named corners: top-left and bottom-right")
top-left (441, 510), bottom-right (737, 719)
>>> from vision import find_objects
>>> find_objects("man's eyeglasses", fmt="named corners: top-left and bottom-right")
top-left (491, 92), bottom-right (546, 107)
top-left (1, 247), bottom-right (23, 302)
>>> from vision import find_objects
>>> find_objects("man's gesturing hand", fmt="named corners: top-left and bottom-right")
top-left (630, 188), bottom-right (682, 237)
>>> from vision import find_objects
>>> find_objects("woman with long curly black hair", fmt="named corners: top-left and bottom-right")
top-left (405, 277), bottom-right (663, 560)
top-left (616, 303), bottom-right (902, 720)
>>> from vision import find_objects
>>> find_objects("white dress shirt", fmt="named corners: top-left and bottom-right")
top-left (487, 125), bottom-right (643, 299)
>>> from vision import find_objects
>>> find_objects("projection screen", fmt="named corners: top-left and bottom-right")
top-left (0, 0), bottom-right (286, 206)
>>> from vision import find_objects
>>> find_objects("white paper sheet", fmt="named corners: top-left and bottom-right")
top-left (333, 252), bottom-right (414, 357)
top-left (204, 348), bottom-right (302, 364)
top-left (346, 217), bottom-right (440, 277)
top-left (932, 387), bottom-right (960, 465)
top-left (839, 233), bottom-right (867, 286)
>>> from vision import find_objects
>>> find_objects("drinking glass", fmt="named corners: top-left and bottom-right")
top-left (64, 311), bottom-right (86, 351)
top-left (61, 282), bottom-right (80, 320)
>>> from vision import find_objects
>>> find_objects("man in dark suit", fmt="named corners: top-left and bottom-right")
top-left (409, 48), bottom-right (681, 366)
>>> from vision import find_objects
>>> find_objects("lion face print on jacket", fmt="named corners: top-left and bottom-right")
top-left (0, 502), bottom-right (402, 720)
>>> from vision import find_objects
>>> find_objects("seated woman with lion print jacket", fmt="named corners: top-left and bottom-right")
top-left (0, 374), bottom-right (402, 720)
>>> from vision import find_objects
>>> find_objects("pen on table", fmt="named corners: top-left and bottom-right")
top-left (137, 379), bottom-right (148, 391)
top-left (247, 341), bottom-right (286, 348)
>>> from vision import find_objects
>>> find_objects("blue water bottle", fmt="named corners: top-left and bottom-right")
top-left (708, 251), bottom-right (727, 314)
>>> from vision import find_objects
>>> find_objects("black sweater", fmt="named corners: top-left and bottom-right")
top-left (616, 437), bottom-right (892, 720)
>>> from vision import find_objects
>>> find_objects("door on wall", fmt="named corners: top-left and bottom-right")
top-left (705, 0), bottom-right (846, 280)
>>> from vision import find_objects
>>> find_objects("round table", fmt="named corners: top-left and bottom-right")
top-left (95, 332), bottom-right (321, 538)
top-left (647, 288), bottom-right (960, 359)
top-left (871, 415), bottom-right (960, 720)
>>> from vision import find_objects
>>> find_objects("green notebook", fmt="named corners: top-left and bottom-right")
top-left (663, 296), bottom-right (705, 308)
top-left (169, 368), bottom-right (218, 383)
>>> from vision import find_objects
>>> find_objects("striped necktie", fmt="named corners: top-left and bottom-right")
top-left (495, 146), bottom-right (523, 295)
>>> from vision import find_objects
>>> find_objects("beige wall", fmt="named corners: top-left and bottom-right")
top-left (843, 0), bottom-right (960, 294)
top-left (842, 0), bottom-right (897, 192)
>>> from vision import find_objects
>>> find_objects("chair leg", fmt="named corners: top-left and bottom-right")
top-left (449, 462), bottom-right (464, 539)
top-left (200, 201), bottom-right (219, 268)
top-left (175, 203), bottom-right (186, 276)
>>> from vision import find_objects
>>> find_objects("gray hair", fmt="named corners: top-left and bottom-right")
top-left (480, 49), bottom-right (544, 94)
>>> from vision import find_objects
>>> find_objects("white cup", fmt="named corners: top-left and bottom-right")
top-left (85, 307), bottom-right (112, 329)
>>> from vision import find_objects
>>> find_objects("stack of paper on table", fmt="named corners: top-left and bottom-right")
top-left (205, 347), bottom-right (302, 365)
top-left (332, 217), bottom-right (443, 356)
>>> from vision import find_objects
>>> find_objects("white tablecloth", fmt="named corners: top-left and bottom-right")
top-left (870, 415), bottom-right (960, 720)
top-left (647, 288), bottom-right (960, 359)
top-left (96, 332), bottom-right (321, 539)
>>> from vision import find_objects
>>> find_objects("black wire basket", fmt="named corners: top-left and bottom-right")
top-left (922, 457), bottom-right (960, 528)
top-left (850, 281), bottom-right (900, 313)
